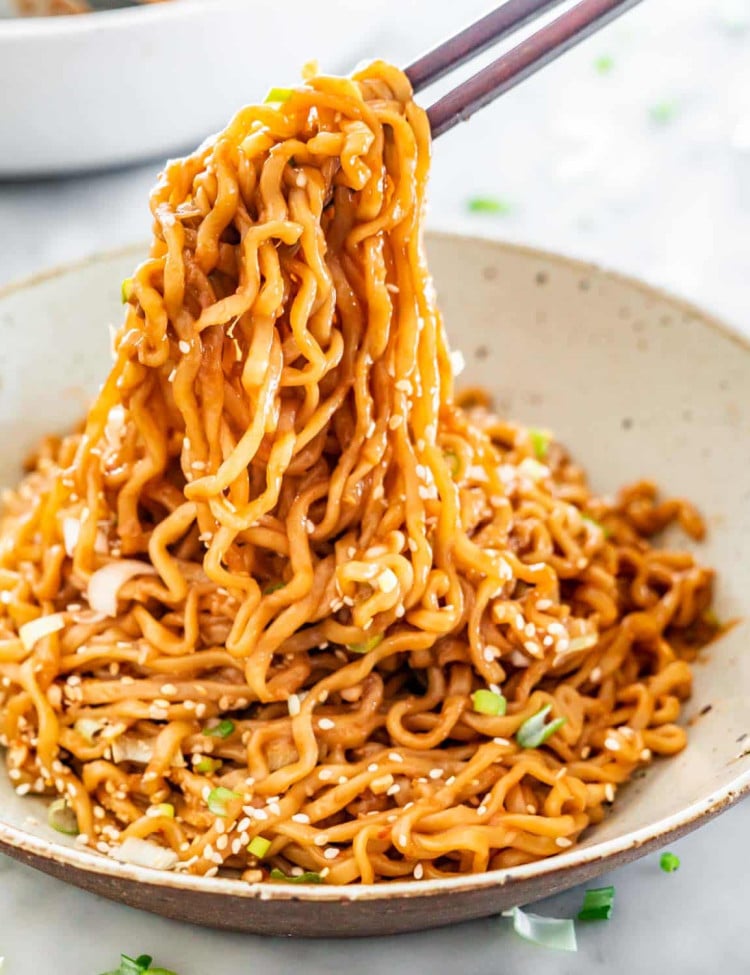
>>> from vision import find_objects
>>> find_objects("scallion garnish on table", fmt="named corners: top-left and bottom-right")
top-left (99, 954), bottom-right (179, 975)
top-left (466, 196), bottom-right (512, 215)
top-left (660, 851), bottom-right (680, 873)
top-left (578, 885), bottom-right (615, 920)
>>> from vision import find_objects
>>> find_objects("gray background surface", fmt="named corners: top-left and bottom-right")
top-left (1, 0), bottom-right (749, 971)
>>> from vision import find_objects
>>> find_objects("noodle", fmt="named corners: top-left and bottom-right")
top-left (0, 62), bottom-right (715, 884)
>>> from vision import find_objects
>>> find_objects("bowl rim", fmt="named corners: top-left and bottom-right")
top-left (0, 235), bottom-right (748, 904)
top-left (0, 0), bottom-right (245, 40)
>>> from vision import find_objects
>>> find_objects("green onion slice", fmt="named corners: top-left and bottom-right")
top-left (99, 955), bottom-right (179, 975)
top-left (48, 797), bottom-right (79, 836)
top-left (195, 756), bottom-right (222, 774)
top-left (649, 100), bottom-right (679, 124)
top-left (509, 906), bottom-right (577, 952)
top-left (263, 582), bottom-right (285, 594)
top-left (152, 803), bottom-right (174, 819)
top-left (443, 449), bottom-right (460, 477)
top-left (348, 634), bottom-right (383, 655)
top-left (516, 705), bottom-right (566, 748)
top-left (529, 428), bottom-right (551, 460)
top-left (578, 885), bottom-right (615, 920)
top-left (582, 513), bottom-right (612, 538)
top-left (265, 87), bottom-right (293, 103)
top-left (206, 786), bottom-right (242, 817)
top-left (269, 867), bottom-right (324, 884)
top-left (660, 851), bottom-right (680, 873)
top-left (247, 835), bottom-right (272, 859)
top-left (594, 54), bottom-right (614, 74)
top-left (121, 279), bottom-right (133, 304)
top-left (472, 689), bottom-right (507, 716)
top-left (202, 719), bottom-right (235, 739)
top-left (467, 196), bottom-right (512, 215)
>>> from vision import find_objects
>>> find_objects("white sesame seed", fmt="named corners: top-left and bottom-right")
top-left (604, 784), bottom-right (615, 802)
top-left (413, 862), bottom-right (424, 880)
top-left (323, 847), bottom-right (339, 860)
top-left (319, 769), bottom-right (333, 781)
top-left (318, 718), bottom-right (335, 731)
top-left (605, 737), bottom-right (621, 751)
top-left (314, 834), bottom-right (330, 847)
top-left (178, 340), bottom-right (190, 354)
top-left (388, 752), bottom-right (403, 763)
top-left (292, 813), bottom-right (310, 824)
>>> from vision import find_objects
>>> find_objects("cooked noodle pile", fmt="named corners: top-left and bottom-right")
top-left (0, 62), bottom-right (715, 885)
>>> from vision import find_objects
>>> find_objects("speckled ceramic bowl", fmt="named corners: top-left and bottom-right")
top-left (0, 237), bottom-right (748, 937)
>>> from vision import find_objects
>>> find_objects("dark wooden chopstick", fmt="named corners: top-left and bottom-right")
top-left (406, 0), bottom-right (568, 93)
top-left (412, 0), bottom-right (643, 138)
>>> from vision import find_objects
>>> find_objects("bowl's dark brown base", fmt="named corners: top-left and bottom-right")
top-left (0, 794), bottom-right (738, 938)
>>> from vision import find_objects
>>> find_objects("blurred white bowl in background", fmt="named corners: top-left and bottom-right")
top-left (0, 0), bottom-right (490, 178)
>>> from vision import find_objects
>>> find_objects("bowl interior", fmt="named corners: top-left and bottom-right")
top-left (0, 236), bottom-right (749, 933)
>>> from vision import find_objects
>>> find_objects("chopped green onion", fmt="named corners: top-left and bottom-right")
top-left (207, 786), bottom-right (242, 817)
top-left (265, 87), bottom-right (293, 104)
top-left (578, 885), bottom-right (615, 920)
top-left (202, 719), bottom-right (235, 739)
top-left (121, 279), bottom-right (133, 304)
top-left (263, 582), bottom-right (285, 594)
top-left (467, 196), bottom-right (512, 216)
top-left (702, 609), bottom-right (721, 629)
top-left (443, 449), bottom-right (460, 477)
top-left (472, 688), bottom-right (507, 716)
top-left (99, 955), bottom-right (179, 975)
top-left (348, 634), bottom-right (384, 655)
top-left (48, 798), bottom-right (79, 836)
top-left (195, 756), bottom-right (222, 774)
top-left (152, 803), bottom-right (174, 819)
top-left (509, 906), bottom-right (577, 952)
top-left (247, 835), bottom-right (272, 859)
top-left (516, 705), bottom-right (566, 749)
top-left (269, 867), bottom-right (324, 884)
top-left (528, 428), bottom-right (551, 460)
top-left (582, 514), bottom-right (612, 539)
top-left (660, 851), bottom-right (680, 873)
top-left (649, 100), bottom-right (679, 124)
top-left (593, 54), bottom-right (614, 74)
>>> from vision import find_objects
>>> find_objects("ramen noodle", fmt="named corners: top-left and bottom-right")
top-left (0, 61), bottom-right (714, 884)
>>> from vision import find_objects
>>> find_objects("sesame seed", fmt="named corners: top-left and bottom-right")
top-left (641, 748), bottom-right (652, 761)
top-left (413, 863), bottom-right (424, 880)
top-left (318, 718), bottom-right (335, 731)
top-left (323, 847), bottom-right (339, 860)
top-left (605, 737), bottom-right (621, 751)
top-left (292, 813), bottom-right (310, 824)
top-left (428, 768), bottom-right (443, 780)
top-left (314, 834), bottom-right (330, 847)
top-left (160, 684), bottom-right (177, 695)
top-left (319, 769), bottom-right (333, 781)
top-left (178, 340), bottom-right (190, 354)
top-left (604, 784), bottom-right (615, 802)
top-left (287, 694), bottom-right (301, 716)
top-left (555, 837), bottom-right (574, 848)
top-left (367, 763), bottom-right (379, 773)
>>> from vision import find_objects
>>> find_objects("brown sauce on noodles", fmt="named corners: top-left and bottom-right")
top-left (0, 62), bottom-right (715, 884)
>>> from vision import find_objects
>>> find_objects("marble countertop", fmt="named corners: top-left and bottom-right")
top-left (1, 0), bottom-right (749, 971)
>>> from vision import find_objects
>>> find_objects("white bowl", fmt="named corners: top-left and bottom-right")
top-left (0, 236), bottom-right (748, 936)
top-left (0, 0), bottom-right (392, 176)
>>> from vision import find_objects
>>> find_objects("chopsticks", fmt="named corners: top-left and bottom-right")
top-left (406, 0), bottom-right (644, 137)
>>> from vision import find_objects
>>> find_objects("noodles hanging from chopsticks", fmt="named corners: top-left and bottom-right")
top-left (0, 61), bottom-right (715, 884)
